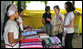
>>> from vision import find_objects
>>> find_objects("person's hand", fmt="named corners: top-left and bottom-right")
top-left (42, 22), bottom-right (45, 25)
top-left (20, 36), bottom-right (25, 40)
top-left (61, 25), bottom-right (64, 29)
top-left (46, 18), bottom-right (51, 21)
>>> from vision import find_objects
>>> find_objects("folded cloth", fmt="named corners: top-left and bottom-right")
top-left (20, 45), bottom-right (43, 48)
top-left (25, 35), bottom-right (39, 39)
top-left (21, 44), bottom-right (42, 46)
top-left (21, 31), bottom-right (37, 36)
top-left (21, 42), bottom-right (42, 46)
top-left (32, 29), bottom-right (45, 33)
top-left (51, 37), bottom-right (61, 44)
top-left (21, 38), bottom-right (41, 43)
top-left (39, 34), bottom-right (49, 39)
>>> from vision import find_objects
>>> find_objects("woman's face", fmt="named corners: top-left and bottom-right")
top-left (14, 11), bottom-right (19, 19)
top-left (65, 4), bottom-right (67, 10)
top-left (20, 11), bottom-right (24, 16)
top-left (54, 8), bottom-right (59, 14)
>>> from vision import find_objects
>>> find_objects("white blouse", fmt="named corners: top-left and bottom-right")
top-left (3, 20), bottom-right (19, 48)
top-left (64, 11), bottom-right (75, 33)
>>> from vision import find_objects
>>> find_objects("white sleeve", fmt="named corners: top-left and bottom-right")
top-left (70, 12), bottom-right (75, 19)
top-left (8, 25), bottom-right (15, 33)
top-left (17, 16), bottom-right (23, 23)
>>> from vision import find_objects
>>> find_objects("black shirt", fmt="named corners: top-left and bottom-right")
top-left (43, 12), bottom-right (51, 24)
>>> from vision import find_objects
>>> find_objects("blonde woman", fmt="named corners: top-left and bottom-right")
top-left (51, 5), bottom-right (64, 41)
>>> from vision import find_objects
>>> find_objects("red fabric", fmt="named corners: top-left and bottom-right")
top-left (21, 38), bottom-right (41, 43)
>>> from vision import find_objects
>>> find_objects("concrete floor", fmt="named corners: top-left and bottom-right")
top-left (72, 35), bottom-right (82, 48)
top-left (1, 34), bottom-right (82, 48)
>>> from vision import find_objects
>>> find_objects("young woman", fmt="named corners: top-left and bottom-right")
top-left (42, 6), bottom-right (52, 35)
top-left (62, 2), bottom-right (75, 48)
top-left (51, 5), bottom-right (64, 41)
top-left (17, 8), bottom-right (24, 32)
top-left (3, 4), bottom-right (24, 48)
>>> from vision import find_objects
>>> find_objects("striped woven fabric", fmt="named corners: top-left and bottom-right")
top-left (20, 45), bottom-right (43, 48)
top-left (39, 33), bottom-right (49, 39)
top-left (20, 38), bottom-right (43, 48)
top-left (21, 38), bottom-right (41, 43)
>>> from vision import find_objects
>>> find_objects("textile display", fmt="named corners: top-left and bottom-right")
top-left (41, 37), bottom-right (62, 48)
top-left (20, 38), bottom-right (43, 48)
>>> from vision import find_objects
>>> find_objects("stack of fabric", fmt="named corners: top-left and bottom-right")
top-left (21, 31), bottom-right (37, 36)
top-left (20, 31), bottom-right (43, 48)
top-left (32, 29), bottom-right (46, 33)
top-left (42, 37), bottom-right (62, 48)
top-left (38, 33), bottom-right (50, 39)
top-left (20, 38), bottom-right (43, 48)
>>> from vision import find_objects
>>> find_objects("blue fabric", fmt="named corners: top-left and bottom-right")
top-left (21, 31), bottom-right (37, 36)
top-left (25, 35), bottom-right (39, 39)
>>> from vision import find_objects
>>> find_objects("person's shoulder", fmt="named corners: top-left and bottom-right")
top-left (59, 13), bottom-right (64, 16)
top-left (7, 20), bottom-right (15, 26)
top-left (43, 12), bottom-right (46, 14)
top-left (68, 11), bottom-right (74, 15)
top-left (5, 20), bottom-right (14, 29)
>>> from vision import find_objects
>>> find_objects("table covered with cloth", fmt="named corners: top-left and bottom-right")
top-left (20, 31), bottom-right (43, 48)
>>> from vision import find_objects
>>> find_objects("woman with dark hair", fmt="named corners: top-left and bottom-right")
top-left (3, 4), bottom-right (24, 48)
top-left (62, 2), bottom-right (75, 48)
top-left (42, 6), bottom-right (52, 35)
top-left (17, 8), bottom-right (24, 32)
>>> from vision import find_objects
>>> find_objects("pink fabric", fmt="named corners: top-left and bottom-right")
top-left (20, 45), bottom-right (43, 48)
top-left (21, 38), bottom-right (41, 43)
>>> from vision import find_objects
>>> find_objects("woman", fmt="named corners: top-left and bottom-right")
top-left (51, 5), bottom-right (64, 41)
top-left (62, 2), bottom-right (75, 48)
top-left (42, 6), bottom-right (52, 36)
top-left (17, 8), bottom-right (24, 32)
top-left (3, 4), bottom-right (24, 48)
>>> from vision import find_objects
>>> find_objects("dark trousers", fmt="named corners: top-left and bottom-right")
top-left (45, 23), bottom-right (52, 35)
top-left (65, 33), bottom-right (74, 48)
top-left (56, 34), bottom-right (62, 43)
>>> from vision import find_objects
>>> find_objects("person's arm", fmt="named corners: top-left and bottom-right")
top-left (62, 18), bottom-right (74, 28)
top-left (42, 18), bottom-right (45, 25)
top-left (42, 14), bottom-right (46, 25)
top-left (60, 16), bottom-right (63, 22)
top-left (8, 33), bottom-right (24, 44)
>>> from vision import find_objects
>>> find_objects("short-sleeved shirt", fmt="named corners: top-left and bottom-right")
top-left (64, 11), bottom-right (75, 33)
top-left (43, 12), bottom-right (51, 24)
top-left (3, 20), bottom-right (19, 48)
